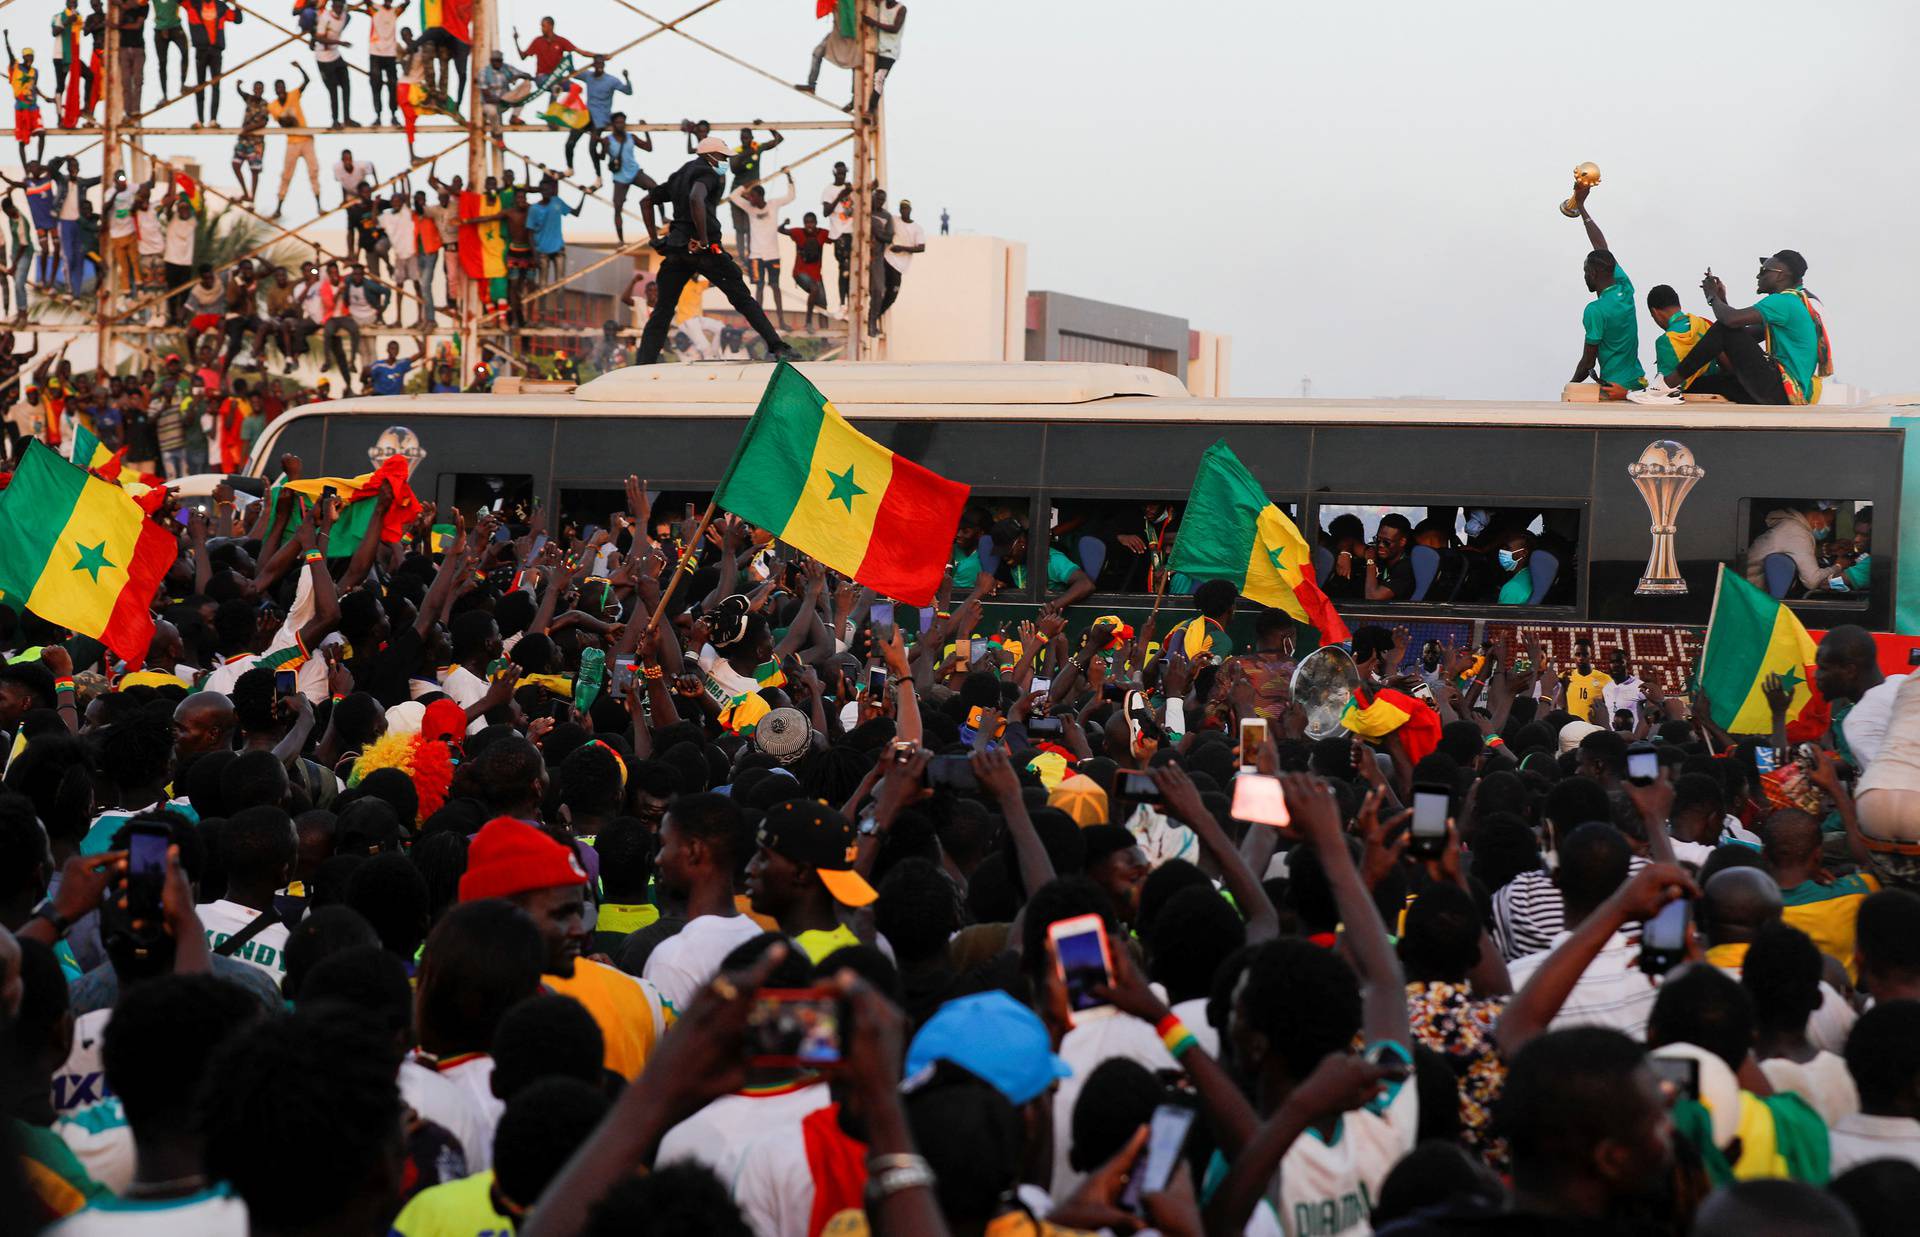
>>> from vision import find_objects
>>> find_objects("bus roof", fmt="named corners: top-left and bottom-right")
top-left (283, 362), bottom-right (1920, 431)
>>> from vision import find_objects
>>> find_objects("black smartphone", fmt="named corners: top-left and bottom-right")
top-left (1120, 1103), bottom-right (1197, 1212)
top-left (1027, 716), bottom-right (1064, 737)
top-left (1627, 741), bottom-right (1660, 786)
top-left (926, 754), bottom-right (979, 793)
top-left (746, 988), bottom-right (843, 1068)
top-left (274, 668), bottom-right (297, 696)
top-left (126, 822), bottom-right (171, 919)
top-left (1649, 1055), bottom-right (1699, 1102)
top-left (1408, 783), bottom-right (1450, 860)
top-left (1640, 898), bottom-right (1690, 975)
top-left (550, 701), bottom-right (572, 723)
top-left (1116, 769), bottom-right (1163, 804)
top-left (317, 484), bottom-right (337, 508)
top-left (610, 655), bottom-right (636, 700)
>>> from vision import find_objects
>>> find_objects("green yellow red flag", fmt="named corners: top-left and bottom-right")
top-left (1698, 566), bottom-right (1818, 734)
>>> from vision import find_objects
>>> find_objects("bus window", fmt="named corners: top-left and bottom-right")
top-left (557, 487), bottom-right (626, 538)
top-left (443, 473), bottom-right (535, 526)
top-left (1739, 499), bottom-right (1871, 603)
top-left (953, 496), bottom-right (1037, 601)
top-left (1045, 497), bottom-right (1301, 596)
top-left (1314, 502), bottom-right (1582, 607)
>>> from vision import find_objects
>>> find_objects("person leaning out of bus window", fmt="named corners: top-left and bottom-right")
top-left (1743, 502), bottom-right (1843, 595)
top-left (1361, 513), bottom-right (1416, 602)
top-left (989, 518), bottom-right (1094, 616)
top-left (1569, 197), bottom-right (1645, 398)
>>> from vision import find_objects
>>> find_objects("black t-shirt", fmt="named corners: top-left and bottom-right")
top-left (123, 407), bottom-right (159, 459)
top-left (1376, 552), bottom-right (1416, 601)
top-left (655, 158), bottom-right (724, 248)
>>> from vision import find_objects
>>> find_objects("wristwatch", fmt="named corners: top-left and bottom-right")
top-left (30, 899), bottom-right (73, 938)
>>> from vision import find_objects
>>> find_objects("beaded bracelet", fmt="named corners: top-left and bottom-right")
top-left (1156, 1012), bottom-right (1198, 1060)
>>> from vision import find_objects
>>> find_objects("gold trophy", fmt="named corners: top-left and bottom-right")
top-left (1559, 162), bottom-right (1602, 217)
top-left (1628, 440), bottom-right (1705, 595)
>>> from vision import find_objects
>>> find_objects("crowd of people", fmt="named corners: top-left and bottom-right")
top-left (0, 0), bottom-right (930, 390)
top-left (0, 456), bottom-right (1913, 1236)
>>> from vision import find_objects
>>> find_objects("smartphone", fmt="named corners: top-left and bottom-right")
top-left (867, 666), bottom-right (887, 698)
top-left (745, 988), bottom-right (843, 1069)
top-left (174, 507), bottom-right (192, 526)
top-left (1027, 716), bottom-right (1064, 737)
top-left (1031, 676), bottom-right (1052, 695)
top-left (1364, 1039), bottom-right (1415, 1083)
top-left (1120, 1103), bottom-right (1196, 1212)
top-left (1626, 742), bottom-right (1660, 785)
top-left (969, 641), bottom-right (990, 666)
top-left (126, 822), bottom-right (171, 919)
top-left (1047, 913), bottom-right (1115, 1022)
top-left (274, 668), bottom-right (297, 696)
top-left (1116, 769), bottom-right (1163, 804)
top-left (1755, 746), bottom-right (1782, 774)
top-left (1239, 718), bottom-right (1268, 771)
top-left (1230, 773), bottom-right (1290, 828)
top-left (954, 638), bottom-right (971, 663)
top-left (1640, 897), bottom-right (1691, 975)
top-left (1408, 783), bottom-right (1451, 860)
top-left (318, 484), bottom-right (337, 507)
top-left (550, 701), bottom-right (572, 723)
top-left (610, 654), bottom-right (636, 700)
top-left (1649, 1055), bottom-right (1700, 1102)
top-left (890, 739), bottom-right (915, 766)
top-left (870, 601), bottom-right (895, 629)
top-left (926, 754), bottom-right (979, 793)
top-left (529, 533), bottom-right (549, 557)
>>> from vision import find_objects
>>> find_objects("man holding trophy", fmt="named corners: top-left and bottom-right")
top-left (1565, 168), bottom-right (1646, 399)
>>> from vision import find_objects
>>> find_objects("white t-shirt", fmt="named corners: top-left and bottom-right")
top-left (1049, 1009), bottom-right (1178, 1196)
top-left (885, 218), bottom-right (924, 274)
top-left (401, 1054), bottom-right (503, 1172)
top-left (198, 899), bottom-right (292, 982)
top-left (334, 159), bottom-right (375, 195)
top-left (1829, 1112), bottom-right (1920, 1176)
top-left (726, 184), bottom-right (795, 263)
top-left (823, 183), bottom-right (851, 240)
top-left (1271, 1066), bottom-right (1419, 1237)
top-left (1844, 675), bottom-right (1911, 770)
top-left (47, 1186), bottom-right (248, 1236)
top-left (1505, 928), bottom-right (1659, 1040)
top-left (368, 6), bottom-right (398, 56)
top-left (732, 1120), bottom-right (815, 1237)
top-left (657, 1081), bottom-right (831, 1187)
top-left (109, 189), bottom-right (138, 239)
top-left (53, 1008), bottom-right (112, 1118)
top-left (437, 665), bottom-right (491, 736)
top-left (54, 1095), bottom-right (134, 1197)
top-left (315, 8), bottom-right (348, 63)
top-left (642, 913), bottom-right (765, 1015)
top-left (1760, 1052), bottom-right (1859, 1128)
top-left (163, 213), bottom-right (197, 265)
top-left (136, 206), bottom-right (165, 256)
top-left (380, 207), bottom-right (417, 261)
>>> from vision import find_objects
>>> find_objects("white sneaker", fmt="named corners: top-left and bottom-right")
top-left (1627, 373), bottom-right (1682, 405)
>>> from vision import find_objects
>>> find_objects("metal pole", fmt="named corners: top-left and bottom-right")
top-left (847, 3), bottom-right (874, 361)
top-left (460, 0), bottom-right (488, 378)
top-left (99, 12), bottom-right (121, 375)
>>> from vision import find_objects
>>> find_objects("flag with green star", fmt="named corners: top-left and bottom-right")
top-left (1698, 566), bottom-right (1819, 734)
top-left (711, 364), bottom-right (969, 606)
top-left (0, 442), bottom-right (178, 661)
top-left (1168, 439), bottom-right (1350, 645)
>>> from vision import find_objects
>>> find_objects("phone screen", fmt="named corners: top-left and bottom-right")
top-left (1121, 1104), bottom-right (1196, 1210)
top-left (550, 701), bottom-right (572, 723)
top-left (611, 655), bottom-right (635, 698)
top-left (1117, 770), bottom-right (1162, 803)
top-left (745, 988), bottom-right (843, 1068)
top-left (1052, 921), bottom-right (1112, 1013)
top-left (274, 668), bottom-right (297, 696)
top-left (926, 754), bottom-right (979, 793)
top-left (1649, 1055), bottom-right (1699, 1102)
top-left (870, 601), bottom-right (895, 628)
top-left (1644, 898), bottom-right (1689, 955)
top-left (1627, 749), bottom-right (1660, 783)
top-left (867, 666), bottom-right (887, 697)
top-left (1026, 716), bottom-right (1064, 737)
top-left (1239, 718), bottom-right (1268, 769)
top-left (127, 825), bottom-right (169, 914)
top-left (1411, 789), bottom-right (1449, 839)
top-left (1030, 677), bottom-right (1052, 695)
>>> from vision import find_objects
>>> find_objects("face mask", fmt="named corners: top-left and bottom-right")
top-left (1814, 525), bottom-right (1833, 542)
top-left (1497, 549), bottom-right (1519, 571)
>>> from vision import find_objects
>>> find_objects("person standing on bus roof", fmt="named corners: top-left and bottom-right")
top-left (1641, 252), bottom-right (1830, 406)
top-left (1568, 194), bottom-right (1645, 398)
top-left (636, 137), bottom-right (797, 366)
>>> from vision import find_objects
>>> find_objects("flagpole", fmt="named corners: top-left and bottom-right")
top-left (644, 500), bottom-right (719, 634)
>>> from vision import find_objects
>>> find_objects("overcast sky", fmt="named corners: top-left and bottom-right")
top-left (86, 0), bottom-right (1920, 399)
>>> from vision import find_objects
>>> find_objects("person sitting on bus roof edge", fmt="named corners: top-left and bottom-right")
top-left (1640, 251), bottom-right (1830, 406)
top-left (1568, 193), bottom-right (1645, 399)
top-left (1630, 284), bottom-right (1720, 403)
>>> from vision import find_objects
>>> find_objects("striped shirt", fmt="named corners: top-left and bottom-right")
top-left (1490, 857), bottom-right (1650, 962)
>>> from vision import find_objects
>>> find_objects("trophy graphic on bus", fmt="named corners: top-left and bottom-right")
top-left (1628, 440), bottom-right (1704, 595)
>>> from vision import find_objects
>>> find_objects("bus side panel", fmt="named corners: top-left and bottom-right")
top-left (1308, 427), bottom-right (1594, 499)
top-left (1041, 423), bottom-right (1314, 494)
top-left (1587, 428), bottom-right (1896, 630)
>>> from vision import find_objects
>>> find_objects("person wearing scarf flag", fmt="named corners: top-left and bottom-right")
top-left (5, 37), bottom-right (51, 166)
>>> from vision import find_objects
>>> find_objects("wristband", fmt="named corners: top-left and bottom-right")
top-left (331, 693), bottom-right (346, 704)
top-left (640, 664), bottom-right (664, 680)
top-left (303, 550), bottom-right (324, 565)
top-left (54, 677), bottom-right (75, 694)
top-left (1156, 1012), bottom-right (1198, 1060)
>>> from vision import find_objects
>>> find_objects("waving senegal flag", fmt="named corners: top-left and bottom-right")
top-left (1698, 566), bottom-right (1819, 734)
top-left (1167, 439), bottom-right (1350, 644)
top-left (712, 364), bottom-right (969, 606)
top-left (1342, 688), bottom-right (1442, 765)
top-left (0, 442), bottom-right (177, 661)
top-left (417, 0), bottom-right (472, 41)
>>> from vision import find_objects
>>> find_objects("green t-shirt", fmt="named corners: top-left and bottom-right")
top-left (1010, 548), bottom-right (1082, 593)
top-left (1844, 553), bottom-right (1871, 591)
top-left (1582, 264), bottom-right (1645, 389)
top-left (390, 1170), bottom-right (508, 1237)
top-left (951, 548), bottom-right (983, 591)
top-left (1497, 565), bottom-right (1534, 605)
top-left (153, 0), bottom-right (183, 29)
top-left (1756, 290), bottom-right (1818, 401)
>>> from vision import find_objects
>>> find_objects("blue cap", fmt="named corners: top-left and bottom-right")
top-left (904, 991), bottom-right (1071, 1106)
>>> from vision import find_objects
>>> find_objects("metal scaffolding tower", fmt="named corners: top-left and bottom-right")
top-left (32, 0), bottom-right (890, 378)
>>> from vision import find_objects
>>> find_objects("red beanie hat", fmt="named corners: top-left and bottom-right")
top-left (458, 818), bottom-right (589, 902)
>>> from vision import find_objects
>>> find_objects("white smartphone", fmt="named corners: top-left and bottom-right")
top-left (1047, 913), bottom-right (1116, 1025)
top-left (1239, 717), bottom-right (1269, 771)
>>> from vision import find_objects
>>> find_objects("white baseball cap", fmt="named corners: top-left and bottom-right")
top-left (694, 136), bottom-right (730, 157)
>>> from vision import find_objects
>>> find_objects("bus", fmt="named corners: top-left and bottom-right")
top-left (244, 362), bottom-right (1920, 692)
